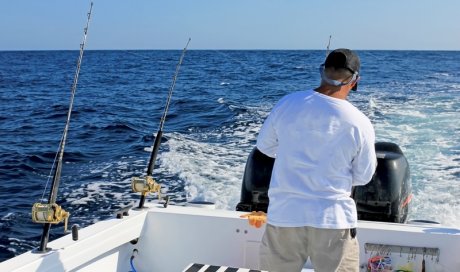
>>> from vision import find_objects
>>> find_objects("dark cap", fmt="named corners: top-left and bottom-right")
top-left (325, 48), bottom-right (360, 74)
top-left (324, 48), bottom-right (360, 90)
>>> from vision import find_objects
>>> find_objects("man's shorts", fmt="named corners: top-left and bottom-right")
top-left (260, 224), bottom-right (359, 272)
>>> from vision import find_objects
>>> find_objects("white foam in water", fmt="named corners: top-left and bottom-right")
top-left (149, 102), bottom-right (270, 210)
top-left (65, 159), bottom-right (143, 208)
top-left (1, 212), bottom-right (14, 221)
top-left (369, 86), bottom-right (460, 227)
top-left (368, 97), bottom-right (377, 109)
top-left (162, 90), bottom-right (460, 227)
top-left (66, 86), bottom-right (459, 227)
top-left (158, 132), bottom-right (254, 210)
top-left (451, 84), bottom-right (460, 90)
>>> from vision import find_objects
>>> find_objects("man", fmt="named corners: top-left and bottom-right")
top-left (256, 48), bottom-right (377, 272)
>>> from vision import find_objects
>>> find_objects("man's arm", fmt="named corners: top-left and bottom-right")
top-left (256, 111), bottom-right (278, 158)
top-left (351, 124), bottom-right (377, 186)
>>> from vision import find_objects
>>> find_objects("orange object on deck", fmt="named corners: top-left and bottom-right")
top-left (240, 211), bottom-right (267, 228)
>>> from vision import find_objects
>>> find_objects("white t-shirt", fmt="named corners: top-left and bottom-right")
top-left (257, 89), bottom-right (376, 229)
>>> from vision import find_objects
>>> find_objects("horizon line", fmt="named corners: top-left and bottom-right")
top-left (1, 48), bottom-right (460, 52)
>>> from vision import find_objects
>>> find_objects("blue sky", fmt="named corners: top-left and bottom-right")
top-left (1, 0), bottom-right (459, 50)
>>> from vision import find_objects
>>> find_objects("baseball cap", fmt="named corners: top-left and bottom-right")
top-left (323, 48), bottom-right (360, 91)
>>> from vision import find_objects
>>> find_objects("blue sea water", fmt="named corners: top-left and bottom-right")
top-left (0, 50), bottom-right (459, 262)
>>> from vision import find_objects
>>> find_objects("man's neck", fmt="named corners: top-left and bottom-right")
top-left (314, 85), bottom-right (349, 100)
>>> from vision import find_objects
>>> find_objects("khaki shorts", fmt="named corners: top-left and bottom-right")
top-left (260, 224), bottom-right (359, 272)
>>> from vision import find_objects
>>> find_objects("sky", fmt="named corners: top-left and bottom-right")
top-left (1, 0), bottom-right (459, 51)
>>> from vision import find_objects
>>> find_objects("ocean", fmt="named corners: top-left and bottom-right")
top-left (0, 50), bottom-right (459, 262)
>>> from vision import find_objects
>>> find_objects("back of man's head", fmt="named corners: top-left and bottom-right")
top-left (321, 48), bottom-right (360, 90)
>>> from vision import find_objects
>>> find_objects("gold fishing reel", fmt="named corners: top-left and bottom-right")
top-left (131, 176), bottom-right (161, 199)
top-left (32, 203), bottom-right (70, 232)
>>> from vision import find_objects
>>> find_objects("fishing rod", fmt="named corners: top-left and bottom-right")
top-left (31, 2), bottom-right (93, 253)
top-left (326, 35), bottom-right (332, 56)
top-left (132, 38), bottom-right (191, 209)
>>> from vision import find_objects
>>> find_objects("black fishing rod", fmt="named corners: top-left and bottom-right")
top-left (132, 38), bottom-right (191, 209)
top-left (32, 2), bottom-right (93, 253)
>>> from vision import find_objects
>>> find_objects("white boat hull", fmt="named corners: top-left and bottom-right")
top-left (1, 204), bottom-right (459, 271)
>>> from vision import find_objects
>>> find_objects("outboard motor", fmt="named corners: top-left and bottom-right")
top-left (352, 142), bottom-right (411, 223)
top-left (235, 147), bottom-right (274, 212)
top-left (236, 142), bottom-right (412, 224)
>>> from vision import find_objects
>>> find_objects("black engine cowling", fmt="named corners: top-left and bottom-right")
top-left (352, 142), bottom-right (411, 223)
top-left (236, 147), bottom-right (274, 213)
top-left (236, 142), bottom-right (412, 224)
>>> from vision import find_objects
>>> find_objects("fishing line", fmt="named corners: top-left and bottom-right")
top-left (33, 2), bottom-right (93, 253)
top-left (40, 8), bottom-right (93, 201)
top-left (47, 4), bottom-right (91, 204)
top-left (158, 38), bottom-right (192, 132)
top-left (147, 38), bottom-right (191, 176)
top-left (134, 38), bottom-right (191, 209)
top-left (40, 133), bottom-right (65, 203)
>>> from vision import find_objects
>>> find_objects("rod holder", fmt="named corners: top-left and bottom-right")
top-left (364, 243), bottom-right (440, 262)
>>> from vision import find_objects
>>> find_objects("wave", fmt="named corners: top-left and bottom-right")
top-left (102, 123), bottom-right (137, 133)
top-left (1, 50), bottom-right (460, 262)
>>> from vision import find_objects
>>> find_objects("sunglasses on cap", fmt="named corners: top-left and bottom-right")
top-left (319, 64), bottom-right (360, 91)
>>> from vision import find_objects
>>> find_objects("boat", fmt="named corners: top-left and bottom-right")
top-left (1, 141), bottom-right (460, 272)
top-left (2, 4), bottom-right (459, 272)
